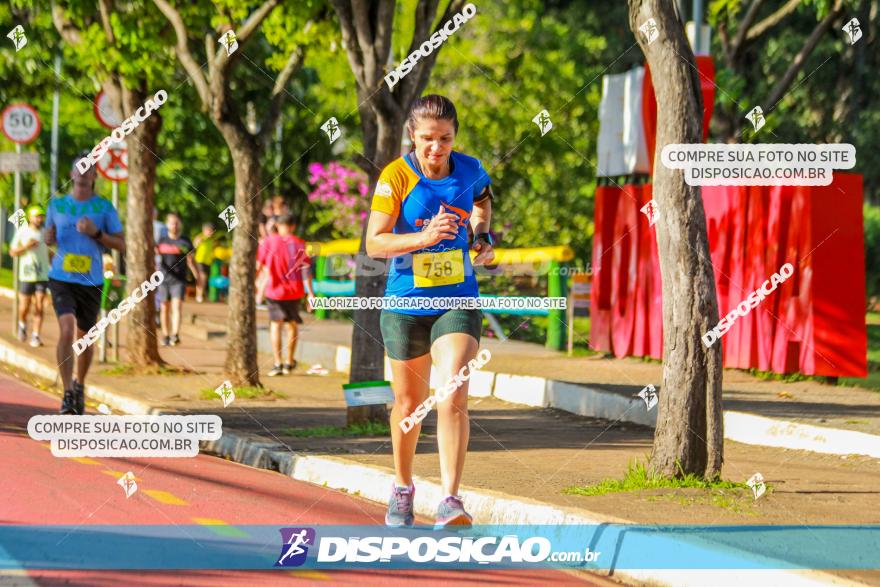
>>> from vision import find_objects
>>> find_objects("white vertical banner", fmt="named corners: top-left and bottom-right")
top-left (597, 66), bottom-right (650, 177)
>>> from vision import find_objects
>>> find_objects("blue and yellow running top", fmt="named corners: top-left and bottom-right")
top-left (370, 151), bottom-right (492, 316)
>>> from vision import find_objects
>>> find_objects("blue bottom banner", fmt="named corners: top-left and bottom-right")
top-left (1, 525), bottom-right (878, 570)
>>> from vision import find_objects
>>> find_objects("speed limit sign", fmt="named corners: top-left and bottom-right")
top-left (1, 103), bottom-right (41, 144)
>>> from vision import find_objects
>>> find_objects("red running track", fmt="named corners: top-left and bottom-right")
top-left (0, 372), bottom-right (611, 586)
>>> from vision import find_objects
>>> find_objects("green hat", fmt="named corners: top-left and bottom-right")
top-left (27, 204), bottom-right (45, 217)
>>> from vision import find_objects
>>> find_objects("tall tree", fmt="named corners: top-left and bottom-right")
top-left (711, 0), bottom-right (847, 141)
top-left (330, 0), bottom-right (466, 424)
top-left (151, 0), bottom-right (320, 385)
top-left (52, 0), bottom-right (169, 369)
top-left (628, 0), bottom-right (724, 478)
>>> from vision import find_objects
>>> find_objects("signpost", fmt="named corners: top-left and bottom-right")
top-left (0, 151), bottom-right (39, 173)
top-left (2, 103), bottom-right (41, 337)
top-left (96, 141), bottom-right (127, 363)
top-left (568, 272), bottom-right (592, 356)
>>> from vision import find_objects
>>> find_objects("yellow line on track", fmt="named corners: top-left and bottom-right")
top-left (100, 470), bottom-right (142, 481)
top-left (191, 517), bottom-right (250, 537)
top-left (286, 570), bottom-right (332, 580)
top-left (141, 489), bottom-right (188, 505)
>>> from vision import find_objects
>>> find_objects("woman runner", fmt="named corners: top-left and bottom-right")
top-left (366, 94), bottom-right (495, 529)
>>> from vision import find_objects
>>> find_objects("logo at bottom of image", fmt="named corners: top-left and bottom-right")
top-left (276, 527), bottom-right (316, 567)
top-left (270, 528), bottom-right (598, 568)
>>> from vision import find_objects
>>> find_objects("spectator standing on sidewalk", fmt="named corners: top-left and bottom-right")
top-left (256, 214), bottom-right (313, 376)
top-left (192, 222), bottom-right (216, 303)
top-left (10, 205), bottom-right (52, 347)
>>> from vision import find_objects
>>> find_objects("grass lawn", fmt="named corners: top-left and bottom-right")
top-left (199, 385), bottom-right (287, 401)
top-left (282, 421), bottom-right (390, 437)
top-left (840, 320), bottom-right (880, 391)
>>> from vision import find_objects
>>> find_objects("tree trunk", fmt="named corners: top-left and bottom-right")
top-left (220, 127), bottom-right (263, 387)
top-left (123, 85), bottom-right (164, 368)
top-left (347, 111), bottom-right (404, 425)
top-left (629, 0), bottom-right (724, 478)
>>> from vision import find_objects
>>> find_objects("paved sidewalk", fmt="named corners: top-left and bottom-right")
top-left (2, 296), bottom-right (880, 585)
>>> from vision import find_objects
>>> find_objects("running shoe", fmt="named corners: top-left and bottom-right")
top-left (17, 322), bottom-right (27, 342)
top-left (282, 361), bottom-right (296, 375)
top-left (161, 336), bottom-right (171, 347)
top-left (385, 484), bottom-right (415, 527)
top-left (434, 496), bottom-right (472, 530)
top-left (60, 390), bottom-right (77, 415)
top-left (73, 380), bottom-right (86, 415)
top-left (268, 364), bottom-right (284, 377)
top-left (29, 334), bottom-right (42, 348)
top-left (170, 335), bottom-right (180, 346)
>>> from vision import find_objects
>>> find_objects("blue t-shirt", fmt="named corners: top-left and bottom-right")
top-left (370, 151), bottom-right (492, 316)
top-left (46, 194), bottom-right (123, 287)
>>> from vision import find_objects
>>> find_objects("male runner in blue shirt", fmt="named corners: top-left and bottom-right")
top-left (45, 151), bottom-right (126, 414)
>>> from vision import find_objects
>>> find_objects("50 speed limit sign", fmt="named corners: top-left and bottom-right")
top-left (1, 103), bottom-right (41, 144)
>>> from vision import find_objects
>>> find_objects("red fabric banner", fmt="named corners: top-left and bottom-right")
top-left (589, 175), bottom-right (867, 377)
top-left (642, 56), bottom-right (716, 165)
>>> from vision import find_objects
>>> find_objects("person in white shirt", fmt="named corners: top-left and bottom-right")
top-left (10, 205), bottom-right (52, 347)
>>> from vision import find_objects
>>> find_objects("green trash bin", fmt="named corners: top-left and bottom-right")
top-left (101, 275), bottom-right (127, 311)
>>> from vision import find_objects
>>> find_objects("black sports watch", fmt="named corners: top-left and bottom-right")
top-left (473, 231), bottom-right (494, 247)
top-left (92, 229), bottom-right (103, 241)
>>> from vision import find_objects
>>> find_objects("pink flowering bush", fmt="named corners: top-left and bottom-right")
top-left (307, 161), bottom-right (370, 239)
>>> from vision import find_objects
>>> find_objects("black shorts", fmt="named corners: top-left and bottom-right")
top-left (196, 262), bottom-right (211, 275)
top-left (157, 279), bottom-right (187, 302)
top-left (48, 278), bottom-right (102, 332)
top-left (20, 281), bottom-right (49, 295)
top-left (266, 298), bottom-right (303, 323)
top-left (380, 309), bottom-right (483, 360)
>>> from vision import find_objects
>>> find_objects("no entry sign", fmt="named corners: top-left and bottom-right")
top-left (1, 103), bottom-right (41, 144)
top-left (96, 141), bottom-right (128, 182)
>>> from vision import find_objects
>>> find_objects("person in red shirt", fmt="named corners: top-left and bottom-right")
top-left (256, 214), bottom-right (314, 376)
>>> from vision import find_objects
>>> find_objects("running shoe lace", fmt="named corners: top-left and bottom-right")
top-left (394, 488), bottom-right (412, 513)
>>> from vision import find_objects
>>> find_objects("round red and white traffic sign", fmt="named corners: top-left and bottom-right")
top-left (94, 91), bottom-right (123, 130)
top-left (1, 103), bottom-right (41, 144)
top-left (96, 141), bottom-right (128, 182)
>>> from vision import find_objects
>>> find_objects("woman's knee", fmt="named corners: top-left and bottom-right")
top-left (393, 390), bottom-right (428, 416)
top-left (436, 386), bottom-right (469, 416)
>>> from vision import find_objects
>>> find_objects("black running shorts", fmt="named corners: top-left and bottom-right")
top-left (380, 309), bottom-right (483, 360)
top-left (48, 278), bottom-right (102, 332)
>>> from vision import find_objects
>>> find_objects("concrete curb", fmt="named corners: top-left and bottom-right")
top-left (725, 411), bottom-right (880, 459)
top-left (0, 338), bottom-right (867, 586)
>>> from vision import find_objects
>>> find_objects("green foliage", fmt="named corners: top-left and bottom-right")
top-left (424, 0), bottom-right (638, 261)
top-left (3, 0), bottom-right (876, 299)
top-left (865, 205), bottom-right (880, 303)
top-left (282, 421), bottom-right (391, 437)
top-left (563, 459), bottom-right (749, 496)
